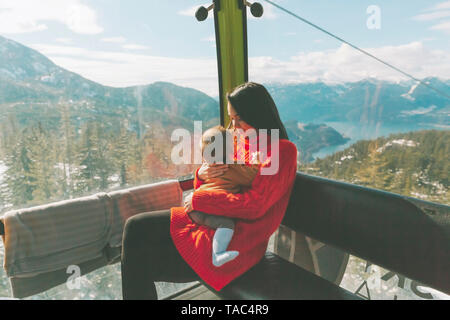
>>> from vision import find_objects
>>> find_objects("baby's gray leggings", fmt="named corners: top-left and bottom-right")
top-left (188, 211), bottom-right (235, 230)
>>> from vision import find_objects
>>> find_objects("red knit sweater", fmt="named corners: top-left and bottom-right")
top-left (170, 136), bottom-right (298, 291)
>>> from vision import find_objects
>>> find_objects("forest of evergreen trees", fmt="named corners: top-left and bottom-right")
top-left (0, 105), bottom-right (201, 299)
top-left (300, 130), bottom-right (449, 205)
top-left (1, 111), bottom-right (448, 212)
top-left (0, 104), bottom-right (197, 212)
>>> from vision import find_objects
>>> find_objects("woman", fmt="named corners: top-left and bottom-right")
top-left (121, 82), bottom-right (298, 299)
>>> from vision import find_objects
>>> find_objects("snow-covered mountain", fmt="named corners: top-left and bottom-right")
top-left (266, 78), bottom-right (449, 126)
top-left (1, 35), bottom-right (449, 130)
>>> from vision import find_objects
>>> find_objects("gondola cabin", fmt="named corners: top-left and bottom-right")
top-left (0, 0), bottom-right (448, 300)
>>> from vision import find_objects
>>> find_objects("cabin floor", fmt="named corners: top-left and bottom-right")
top-left (170, 284), bottom-right (221, 300)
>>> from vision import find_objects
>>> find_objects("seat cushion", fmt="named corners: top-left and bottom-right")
top-left (206, 252), bottom-right (363, 300)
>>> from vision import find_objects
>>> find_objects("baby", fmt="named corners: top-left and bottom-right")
top-left (189, 125), bottom-right (260, 267)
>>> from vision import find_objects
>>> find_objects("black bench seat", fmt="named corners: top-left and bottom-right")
top-left (205, 252), bottom-right (362, 300)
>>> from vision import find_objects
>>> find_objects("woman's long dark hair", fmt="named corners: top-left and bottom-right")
top-left (226, 82), bottom-right (289, 140)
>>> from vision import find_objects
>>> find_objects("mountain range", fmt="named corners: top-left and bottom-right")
top-left (0, 35), bottom-right (448, 161)
top-left (266, 78), bottom-right (450, 127)
top-left (0, 35), bottom-right (220, 134)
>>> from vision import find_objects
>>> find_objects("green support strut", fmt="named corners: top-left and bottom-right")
top-left (213, 0), bottom-right (249, 128)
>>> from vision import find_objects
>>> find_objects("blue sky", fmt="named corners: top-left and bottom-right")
top-left (1, 0), bottom-right (450, 96)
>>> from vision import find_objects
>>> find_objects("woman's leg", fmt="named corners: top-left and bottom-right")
top-left (121, 209), bottom-right (199, 300)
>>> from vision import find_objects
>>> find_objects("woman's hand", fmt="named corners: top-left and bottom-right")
top-left (184, 192), bottom-right (194, 213)
top-left (197, 163), bottom-right (229, 181)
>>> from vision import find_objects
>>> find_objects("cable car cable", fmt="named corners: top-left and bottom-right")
top-left (262, 0), bottom-right (450, 100)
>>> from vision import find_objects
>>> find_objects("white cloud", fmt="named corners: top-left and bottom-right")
top-left (201, 36), bottom-right (216, 42)
top-left (401, 105), bottom-right (437, 116)
top-left (414, 1), bottom-right (450, 34)
top-left (66, 4), bottom-right (103, 34)
top-left (30, 43), bottom-right (219, 95)
top-left (55, 38), bottom-right (73, 44)
top-left (178, 5), bottom-right (213, 20)
top-left (248, 2), bottom-right (278, 20)
top-left (249, 42), bottom-right (450, 86)
top-left (101, 37), bottom-right (127, 44)
top-left (31, 44), bottom-right (90, 57)
top-left (430, 20), bottom-right (450, 33)
top-left (429, 1), bottom-right (450, 11)
top-left (29, 42), bottom-right (450, 97)
top-left (100, 37), bottom-right (149, 51)
top-left (122, 44), bottom-right (150, 50)
top-left (178, 5), bottom-right (197, 17)
top-left (413, 10), bottom-right (450, 21)
top-left (0, 0), bottom-right (103, 34)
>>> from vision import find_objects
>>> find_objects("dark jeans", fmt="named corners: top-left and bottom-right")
top-left (121, 209), bottom-right (199, 300)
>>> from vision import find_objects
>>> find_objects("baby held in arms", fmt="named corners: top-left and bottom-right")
top-left (189, 125), bottom-right (261, 267)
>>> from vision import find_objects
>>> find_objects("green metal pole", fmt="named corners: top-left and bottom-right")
top-left (213, 0), bottom-right (249, 128)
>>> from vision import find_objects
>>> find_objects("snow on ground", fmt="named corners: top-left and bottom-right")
top-left (0, 162), bottom-right (6, 186)
top-left (376, 139), bottom-right (419, 153)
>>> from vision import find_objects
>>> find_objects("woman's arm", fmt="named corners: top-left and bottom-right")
top-left (191, 142), bottom-right (298, 221)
